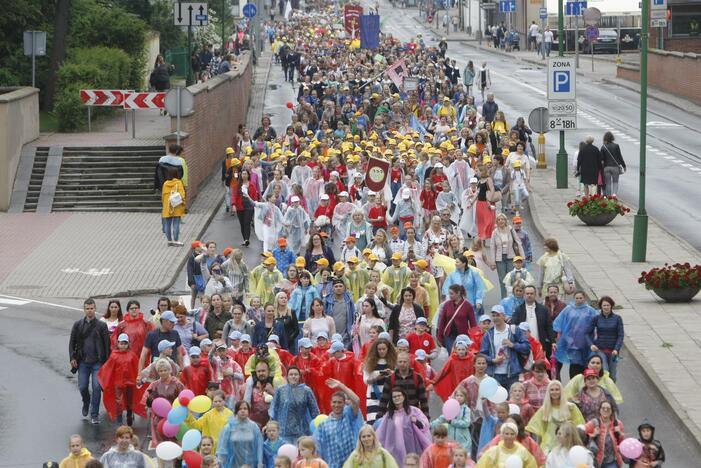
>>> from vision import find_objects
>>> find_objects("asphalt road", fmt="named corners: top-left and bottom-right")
top-left (2, 5), bottom-right (700, 464)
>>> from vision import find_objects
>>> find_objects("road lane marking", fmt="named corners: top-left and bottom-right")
top-left (0, 293), bottom-right (82, 311)
top-left (0, 297), bottom-right (31, 306)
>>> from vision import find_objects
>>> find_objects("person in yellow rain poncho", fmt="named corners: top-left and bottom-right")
top-left (464, 250), bottom-right (495, 292)
top-left (476, 423), bottom-right (537, 468)
top-left (255, 257), bottom-right (283, 305)
top-left (250, 251), bottom-right (274, 293)
top-left (382, 252), bottom-right (410, 303)
top-left (413, 259), bottom-right (439, 323)
top-left (59, 434), bottom-right (92, 468)
top-left (345, 256), bottom-right (369, 302)
top-left (525, 380), bottom-right (585, 453)
top-left (184, 390), bottom-right (233, 453)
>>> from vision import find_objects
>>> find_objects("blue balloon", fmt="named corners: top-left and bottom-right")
top-left (479, 376), bottom-right (499, 398)
top-left (167, 405), bottom-right (188, 425)
top-left (181, 428), bottom-right (202, 451)
top-left (309, 419), bottom-right (316, 434)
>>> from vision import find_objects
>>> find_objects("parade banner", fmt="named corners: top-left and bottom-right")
top-left (365, 156), bottom-right (391, 193)
top-left (359, 15), bottom-right (380, 49)
top-left (385, 58), bottom-right (409, 89)
top-left (343, 4), bottom-right (363, 36)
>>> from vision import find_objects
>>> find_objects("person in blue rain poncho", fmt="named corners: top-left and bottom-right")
top-left (283, 195), bottom-right (311, 255)
top-left (217, 400), bottom-right (264, 468)
top-left (500, 280), bottom-right (526, 319)
top-left (442, 255), bottom-right (486, 310)
top-left (269, 366), bottom-right (320, 444)
top-left (553, 291), bottom-right (599, 380)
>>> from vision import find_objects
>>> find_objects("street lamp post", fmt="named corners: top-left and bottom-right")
top-left (556, 0), bottom-right (568, 188)
top-left (632, 0), bottom-right (650, 262)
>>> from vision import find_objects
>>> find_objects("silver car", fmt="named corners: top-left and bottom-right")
top-left (586, 29), bottom-right (618, 54)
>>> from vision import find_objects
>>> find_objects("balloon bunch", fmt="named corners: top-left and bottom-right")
top-left (478, 376), bottom-right (509, 403)
top-left (152, 390), bottom-right (214, 468)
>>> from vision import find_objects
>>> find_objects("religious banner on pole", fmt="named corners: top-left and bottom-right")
top-left (359, 15), bottom-right (380, 49)
top-left (385, 58), bottom-right (409, 89)
top-left (343, 4), bottom-right (364, 36)
top-left (364, 156), bottom-right (391, 193)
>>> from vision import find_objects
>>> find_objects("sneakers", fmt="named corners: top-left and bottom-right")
top-left (82, 403), bottom-right (89, 420)
top-left (167, 241), bottom-right (175, 246)
top-left (172, 241), bottom-right (184, 247)
top-left (91, 416), bottom-right (100, 425)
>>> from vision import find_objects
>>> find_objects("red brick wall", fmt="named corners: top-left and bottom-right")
top-left (649, 29), bottom-right (701, 53)
top-left (616, 50), bottom-right (701, 104)
top-left (171, 53), bottom-right (252, 200)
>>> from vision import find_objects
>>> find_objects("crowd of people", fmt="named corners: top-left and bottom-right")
top-left (61, 5), bottom-right (662, 468)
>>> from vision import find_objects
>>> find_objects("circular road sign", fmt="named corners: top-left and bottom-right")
top-left (528, 107), bottom-right (550, 134)
top-left (586, 25), bottom-right (599, 41)
top-left (583, 7), bottom-right (602, 26)
top-left (243, 3), bottom-right (257, 18)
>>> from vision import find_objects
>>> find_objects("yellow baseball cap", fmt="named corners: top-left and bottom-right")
top-left (295, 256), bottom-right (306, 267)
top-left (333, 261), bottom-right (345, 272)
top-left (226, 147), bottom-right (235, 154)
top-left (263, 257), bottom-right (277, 265)
top-left (315, 258), bottom-right (330, 267)
top-left (391, 252), bottom-right (402, 260)
top-left (414, 259), bottom-right (429, 269)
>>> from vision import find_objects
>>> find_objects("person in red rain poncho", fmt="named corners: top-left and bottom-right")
top-left (311, 332), bottom-right (332, 360)
top-left (180, 346), bottom-right (212, 396)
top-left (406, 317), bottom-right (439, 362)
top-left (231, 334), bottom-right (256, 374)
top-left (98, 333), bottom-right (145, 425)
top-left (267, 335), bottom-right (294, 370)
top-left (320, 340), bottom-right (366, 415)
top-left (468, 315), bottom-right (493, 355)
top-left (431, 339), bottom-right (475, 402)
top-left (111, 300), bottom-right (154, 358)
top-left (517, 322), bottom-right (550, 380)
top-left (291, 337), bottom-right (324, 403)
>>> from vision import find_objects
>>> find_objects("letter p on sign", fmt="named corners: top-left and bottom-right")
top-left (553, 71), bottom-right (570, 93)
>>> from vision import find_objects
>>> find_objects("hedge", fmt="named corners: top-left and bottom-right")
top-left (55, 47), bottom-right (132, 131)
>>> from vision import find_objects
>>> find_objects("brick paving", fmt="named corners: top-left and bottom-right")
top-left (0, 56), bottom-right (273, 299)
top-left (528, 167), bottom-right (701, 445)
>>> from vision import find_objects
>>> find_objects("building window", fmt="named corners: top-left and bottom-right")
top-left (671, 5), bottom-right (701, 37)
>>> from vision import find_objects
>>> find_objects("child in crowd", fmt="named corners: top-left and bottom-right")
top-left (629, 421), bottom-right (666, 467)
top-left (139, 340), bottom-right (180, 384)
top-left (432, 386), bottom-right (472, 455)
top-left (186, 390), bottom-right (233, 453)
top-left (98, 333), bottom-right (140, 425)
top-left (478, 402), bottom-right (510, 455)
top-left (431, 340), bottom-right (475, 402)
top-left (263, 421), bottom-right (285, 468)
top-left (406, 317), bottom-right (439, 361)
top-left (468, 315), bottom-right (492, 355)
top-left (449, 446), bottom-right (475, 468)
top-left (420, 425), bottom-right (459, 468)
top-left (59, 434), bottom-right (92, 467)
top-left (295, 436), bottom-right (329, 468)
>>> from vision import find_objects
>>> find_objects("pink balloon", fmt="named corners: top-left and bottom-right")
top-left (152, 397), bottom-right (172, 418)
top-left (619, 438), bottom-right (643, 459)
top-left (442, 398), bottom-right (460, 420)
top-left (163, 421), bottom-right (180, 438)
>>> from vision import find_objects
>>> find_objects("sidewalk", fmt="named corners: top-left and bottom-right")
top-left (528, 168), bottom-right (701, 446)
top-left (0, 51), bottom-right (274, 299)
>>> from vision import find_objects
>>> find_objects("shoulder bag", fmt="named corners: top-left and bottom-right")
top-left (169, 189), bottom-right (183, 209)
top-left (603, 144), bottom-right (625, 174)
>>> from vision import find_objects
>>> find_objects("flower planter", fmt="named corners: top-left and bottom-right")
top-left (577, 212), bottom-right (618, 226)
top-left (652, 286), bottom-right (701, 303)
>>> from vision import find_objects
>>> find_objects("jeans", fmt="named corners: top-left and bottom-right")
top-left (237, 208), bottom-right (254, 242)
top-left (596, 350), bottom-right (619, 382)
top-left (443, 335), bottom-right (456, 354)
top-left (496, 253), bottom-right (510, 298)
top-left (162, 216), bottom-right (181, 242)
top-left (545, 42), bottom-right (552, 56)
top-left (225, 186), bottom-right (232, 210)
top-left (78, 362), bottom-right (102, 418)
top-left (512, 185), bottom-right (529, 209)
top-left (603, 166), bottom-right (621, 196)
top-left (494, 373), bottom-right (519, 391)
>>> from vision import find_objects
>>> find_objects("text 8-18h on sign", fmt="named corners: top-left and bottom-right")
top-left (547, 57), bottom-right (576, 101)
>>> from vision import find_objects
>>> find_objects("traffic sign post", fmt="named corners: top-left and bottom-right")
top-left (565, 1), bottom-right (587, 16)
top-left (528, 107), bottom-right (550, 169)
top-left (243, 2), bottom-right (257, 18)
top-left (174, 3), bottom-right (208, 86)
top-left (585, 24), bottom-right (599, 71)
top-left (554, 0), bottom-right (570, 191)
top-left (165, 88), bottom-right (195, 146)
top-left (23, 31), bottom-right (46, 88)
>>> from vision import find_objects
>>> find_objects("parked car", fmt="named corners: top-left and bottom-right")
top-left (585, 29), bottom-right (618, 54)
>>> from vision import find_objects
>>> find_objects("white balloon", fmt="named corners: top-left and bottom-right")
top-left (504, 454), bottom-right (523, 468)
top-left (155, 441), bottom-right (183, 461)
top-left (568, 445), bottom-right (590, 465)
top-left (508, 403), bottom-right (521, 415)
top-left (487, 386), bottom-right (508, 404)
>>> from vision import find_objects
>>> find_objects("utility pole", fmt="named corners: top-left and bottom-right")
top-left (187, 24), bottom-right (194, 86)
top-left (632, 0), bottom-right (649, 262)
top-left (556, 0), bottom-right (568, 188)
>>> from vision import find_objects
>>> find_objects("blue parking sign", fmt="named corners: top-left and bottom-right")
top-left (547, 58), bottom-right (576, 100)
top-left (553, 71), bottom-right (571, 93)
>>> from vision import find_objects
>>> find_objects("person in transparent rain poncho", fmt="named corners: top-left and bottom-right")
top-left (247, 191), bottom-right (285, 253)
top-left (269, 366), bottom-right (320, 444)
top-left (332, 192), bottom-right (356, 252)
top-left (283, 196), bottom-right (311, 255)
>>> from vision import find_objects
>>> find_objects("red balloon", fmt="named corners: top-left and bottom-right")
top-left (286, 101), bottom-right (294, 109)
top-left (179, 395), bottom-right (191, 407)
top-left (183, 450), bottom-right (203, 468)
top-left (157, 418), bottom-right (166, 436)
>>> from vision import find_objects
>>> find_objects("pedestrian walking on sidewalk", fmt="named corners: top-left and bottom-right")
top-left (543, 28), bottom-right (554, 57)
top-left (535, 238), bottom-right (575, 298)
top-left (463, 61), bottom-right (475, 97)
top-left (601, 132), bottom-right (626, 197)
top-left (69, 298), bottom-right (111, 424)
top-left (588, 296), bottom-right (624, 382)
top-left (161, 166), bottom-right (186, 246)
top-left (576, 137), bottom-right (604, 196)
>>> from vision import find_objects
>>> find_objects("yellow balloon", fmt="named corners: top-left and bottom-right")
top-left (314, 414), bottom-right (328, 426)
top-left (172, 399), bottom-right (181, 408)
top-left (188, 395), bottom-right (212, 413)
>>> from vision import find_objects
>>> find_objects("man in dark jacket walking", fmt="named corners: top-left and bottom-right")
top-left (512, 285), bottom-right (556, 358)
top-left (69, 298), bottom-right (111, 424)
top-left (576, 136), bottom-right (604, 195)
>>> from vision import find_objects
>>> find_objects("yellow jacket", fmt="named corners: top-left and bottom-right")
top-left (162, 178), bottom-right (186, 218)
top-left (185, 406), bottom-right (233, 452)
top-left (59, 448), bottom-right (92, 468)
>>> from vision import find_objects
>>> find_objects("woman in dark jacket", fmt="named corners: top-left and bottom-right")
top-left (149, 55), bottom-right (171, 92)
top-left (600, 131), bottom-right (626, 197)
top-left (388, 287), bottom-right (425, 343)
top-left (587, 296), bottom-right (624, 382)
top-left (576, 136), bottom-right (604, 195)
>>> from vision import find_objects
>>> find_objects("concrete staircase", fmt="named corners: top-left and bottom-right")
top-left (51, 146), bottom-right (164, 212)
top-left (23, 147), bottom-right (49, 212)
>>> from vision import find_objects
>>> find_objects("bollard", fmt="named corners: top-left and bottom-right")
top-left (537, 133), bottom-right (547, 169)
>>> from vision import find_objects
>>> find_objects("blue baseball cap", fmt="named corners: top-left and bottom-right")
top-left (200, 338), bottom-right (213, 347)
top-left (267, 334), bottom-right (280, 344)
top-left (229, 330), bottom-right (242, 340)
top-left (117, 333), bottom-right (129, 343)
top-left (158, 340), bottom-right (176, 353)
top-left (378, 331), bottom-right (391, 341)
top-left (299, 337), bottom-right (313, 348)
top-left (188, 346), bottom-right (202, 356)
top-left (331, 333), bottom-right (343, 342)
top-left (160, 310), bottom-right (177, 323)
top-left (479, 314), bottom-right (492, 323)
top-left (491, 305), bottom-right (505, 315)
top-left (329, 341), bottom-right (345, 354)
top-left (240, 334), bottom-right (251, 343)
top-left (415, 349), bottom-right (427, 361)
top-left (397, 339), bottom-right (409, 347)
top-left (316, 331), bottom-right (329, 340)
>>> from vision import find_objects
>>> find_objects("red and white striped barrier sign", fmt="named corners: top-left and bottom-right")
top-left (79, 89), bottom-right (126, 106)
top-left (123, 92), bottom-right (166, 110)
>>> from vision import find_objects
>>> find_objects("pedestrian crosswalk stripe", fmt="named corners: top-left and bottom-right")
top-left (0, 306), bottom-right (6, 311)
